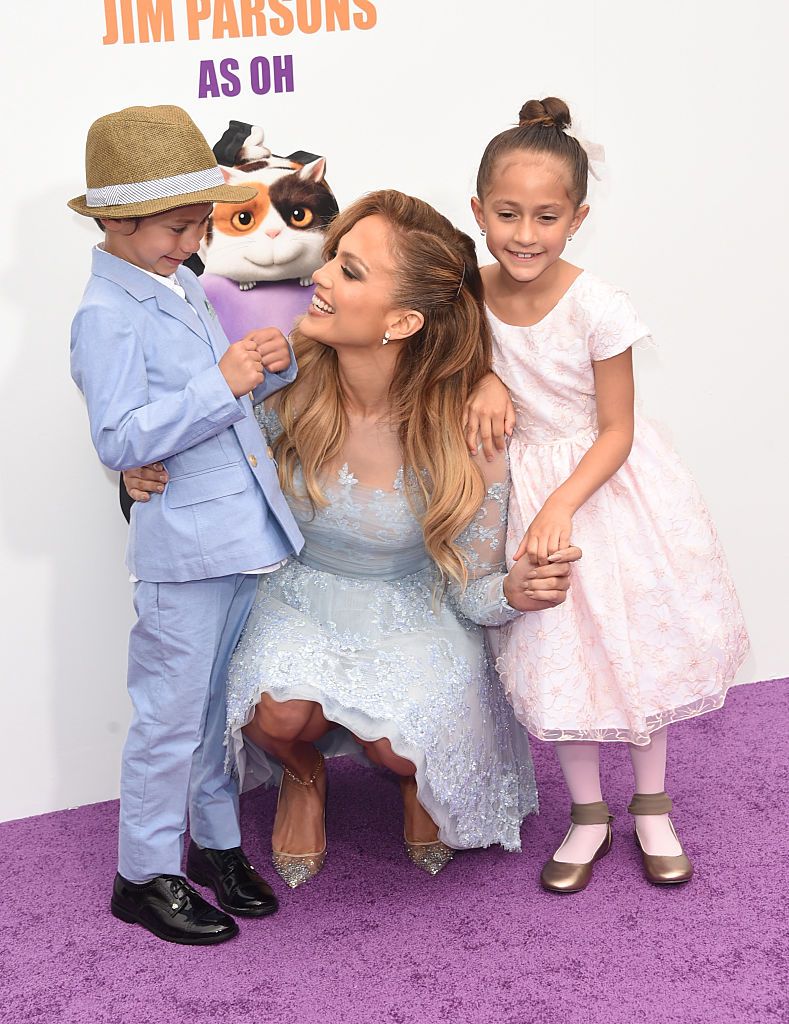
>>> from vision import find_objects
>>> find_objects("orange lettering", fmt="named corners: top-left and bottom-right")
top-left (118, 0), bottom-right (135, 41)
top-left (240, 0), bottom-right (266, 36)
top-left (295, 0), bottom-right (321, 34)
top-left (102, 0), bottom-right (119, 44)
top-left (268, 0), bottom-right (294, 35)
top-left (186, 0), bottom-right (211, 40)
top-left (325, 0), bottom-right (350, 31)
top-left (352, 0), bottom-right (376, 30)
top-left (137, 0), bottom-right (174, 42)
top-left (213, 0), bottom-right (240, 38)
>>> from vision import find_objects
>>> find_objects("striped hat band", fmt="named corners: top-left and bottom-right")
top-left (85, 165), bottom-right (225, 208)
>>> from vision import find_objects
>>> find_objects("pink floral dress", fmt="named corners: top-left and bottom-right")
top-left (489, 271), bottom-right (750, 744)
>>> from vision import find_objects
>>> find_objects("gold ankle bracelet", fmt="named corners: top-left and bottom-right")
top-left (282, 749), bottom-right (324, 787)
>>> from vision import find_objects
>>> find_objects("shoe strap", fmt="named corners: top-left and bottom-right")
top-left (628, 791), bottom-right (673, 815)
top-left (570, 800), bottom-right (612, 825)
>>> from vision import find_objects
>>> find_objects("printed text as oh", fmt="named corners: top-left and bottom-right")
top-left (198, 54), bottom-right (295, 98)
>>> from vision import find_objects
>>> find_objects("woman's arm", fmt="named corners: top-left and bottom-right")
top-left (514, 348), bottom-right (634, 564)
top-left (447, 447), bottom-right (580, 626)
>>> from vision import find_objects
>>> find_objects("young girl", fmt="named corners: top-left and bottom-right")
top-left (467, 97), bottom-right (750, 892)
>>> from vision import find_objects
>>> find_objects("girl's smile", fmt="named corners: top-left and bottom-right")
top-left (472, 156), bottom-right (588, 287)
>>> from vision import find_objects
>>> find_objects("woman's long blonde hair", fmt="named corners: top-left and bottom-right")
top-left (275, 190), bottom-right (492, 588)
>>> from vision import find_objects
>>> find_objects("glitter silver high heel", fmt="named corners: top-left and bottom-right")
top-left (404, 834), bottom-right (455, 876)
top-left (271, 750), bottom-right (327, 890)
top-left (400, 776), bottom-right (454, 876)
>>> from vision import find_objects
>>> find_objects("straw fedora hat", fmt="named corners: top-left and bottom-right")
top-left (68, 104), bottom-right (257, 219)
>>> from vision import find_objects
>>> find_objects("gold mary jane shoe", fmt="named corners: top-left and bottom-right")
top-left (271, 750), bottom-right (327, 890)
top-left (540, 801), bottom-right (613, 894)
top-left (404, 834), bottom-right (455, 876)
top-left (628, 792), bottom-right (693, 885)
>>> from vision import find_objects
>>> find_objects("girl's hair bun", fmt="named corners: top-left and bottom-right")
top-left (476, 95), bottom-right (587, 205)
top-left (518, 97), bottom-right (571, 131)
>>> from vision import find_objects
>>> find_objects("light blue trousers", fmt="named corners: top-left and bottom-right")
top-left (119, 574), bottom-right (258, 882)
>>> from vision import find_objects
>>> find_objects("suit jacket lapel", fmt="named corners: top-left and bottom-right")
top-left (153, 284), bottom-right (213, 348)
top-left (90, 247), bottom-right (212, 348)
top-left (181, 272), bottom-right (230, 359)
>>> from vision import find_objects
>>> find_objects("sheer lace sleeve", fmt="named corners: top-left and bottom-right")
top-left (447, 454), bottom-right (521, 627)
top-left (254, 402), bottom-right (284, 445)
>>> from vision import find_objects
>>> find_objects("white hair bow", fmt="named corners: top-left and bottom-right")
top-left (564, 127), bottom-right (606, 181)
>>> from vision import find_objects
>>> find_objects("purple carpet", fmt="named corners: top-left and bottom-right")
top-left (1, 679), bottom-right (786, 1024)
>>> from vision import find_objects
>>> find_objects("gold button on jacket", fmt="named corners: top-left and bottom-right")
top-left (248, 454), bottom-right (258, 468)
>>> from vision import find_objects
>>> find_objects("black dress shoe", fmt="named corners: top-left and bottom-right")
top-left (186, 844), bottom-right (279, 918)
top-left (110, 873), bottom-right (238, 945)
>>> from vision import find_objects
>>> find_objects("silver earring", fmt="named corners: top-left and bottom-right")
top-left (480, 229), bottom-right (486, 236)
top-left (567, 234), bottom-right (573, 241)
top-left (382, 331), bottom-right (390, 346)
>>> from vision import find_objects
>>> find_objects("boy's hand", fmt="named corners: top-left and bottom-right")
top-left (503, 545), bottom-right (581, 610)
top-left (219, 337), bottom-right (265, 397)
top-left (123, 463), bottom-right (168, 502)
top-left (244, 328), bottom-right (292, 375)
top-left (463, 372), bottom-right (516, 461)
top-left (513, 497), bottom-right (574, 566)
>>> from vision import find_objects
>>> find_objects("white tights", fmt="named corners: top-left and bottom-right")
top-left (552, 727), bottom-right (683, 862)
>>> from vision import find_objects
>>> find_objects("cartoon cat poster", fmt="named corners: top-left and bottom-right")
top-left (200, 120), bottom-right (340, 341)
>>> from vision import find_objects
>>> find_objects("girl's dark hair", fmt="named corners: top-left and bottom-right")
top-left (476, 97), bottom-right (588, 206)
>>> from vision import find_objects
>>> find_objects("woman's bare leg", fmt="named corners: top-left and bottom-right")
top-left (357, 737), bottom-right (439, 844)
top-left (243, 694), bottom-right (333, 855)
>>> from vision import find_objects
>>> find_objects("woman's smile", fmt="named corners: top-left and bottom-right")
top-left (309, 293), bottom-right (335, 315)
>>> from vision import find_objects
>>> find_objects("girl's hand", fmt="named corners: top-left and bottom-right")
top-left (514, 498), bottom-right (574, 565)
top-left (503, 545), bottom-right (582, 610)
top-left (463, 372), bottom-right (516, 461)
top-left (122, 463), bottom-right (168, 502)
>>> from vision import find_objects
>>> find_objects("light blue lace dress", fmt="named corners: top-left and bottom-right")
top-left (225, 409), bottom-right (537, 851)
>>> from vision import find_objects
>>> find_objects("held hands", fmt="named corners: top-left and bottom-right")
top-left (513, 496), bottom-right (574, 566)
top-left (463, 372), bottom-right (516, 461)
top-left (218, 328), bottom-right (291, 397)
top-left (503, 545), bottom-right (581, 612)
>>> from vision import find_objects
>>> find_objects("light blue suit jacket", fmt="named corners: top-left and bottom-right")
top-left (71, 247), bottom-right (304, 582)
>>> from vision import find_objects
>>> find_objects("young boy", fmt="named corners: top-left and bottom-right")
top-left (69, 105), bottom-right (304, 945)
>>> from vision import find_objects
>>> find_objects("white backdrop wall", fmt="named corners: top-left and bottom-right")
top-left (1, 1), bottom-right (786, 822)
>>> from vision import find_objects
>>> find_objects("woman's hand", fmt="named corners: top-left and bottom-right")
top-left (513, 496), bottom-right (574, 566)
top-left (122, 463), bottom-right (168, 502)
top-left (503, 545), bottom-right (581, 612)
top-left (463, 372), bottom-right (516, 461)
